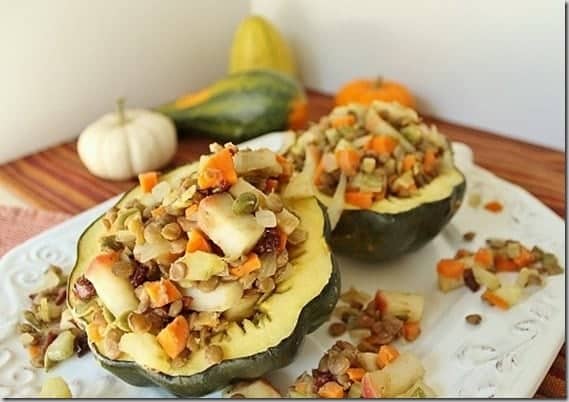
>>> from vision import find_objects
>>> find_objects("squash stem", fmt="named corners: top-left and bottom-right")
top-left (374, 76), bottom-right (383, 88)
top-left (116, 97), bottom-right (127, 125)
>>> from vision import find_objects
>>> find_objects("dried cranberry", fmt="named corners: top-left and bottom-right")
top-left (312, 369), bottom-right (335, 388)
top-left (73, 276), bottom-right (96, 300)
top-left (463, 269), bottom-right (480, 292)
top-left (54, 287), bottom-right (67, 305)
top-left (254, 228), bottom-right (280, 254)
top-left (74, 333), bottom-right (90, 357)
top-left (129, 264), bottom-right (149, 288)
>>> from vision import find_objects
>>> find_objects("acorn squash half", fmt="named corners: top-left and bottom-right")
top-left (318, 165), bottom-right (465, 261)
top-left (67, 163), bottom-right (339, 397)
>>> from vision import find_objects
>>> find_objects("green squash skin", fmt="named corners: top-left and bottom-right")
top-left (156, 70), bottom-right (305, 142)
top-left (73, 199), bottom-right (340, 397)
top-left (94, 263), bottom-right (340, 397)
top-left (329, 179), bottom-right (466, 262)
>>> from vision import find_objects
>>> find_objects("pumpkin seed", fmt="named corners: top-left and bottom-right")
top-left (20, 332), bottom-right (38, 346)
top-left (198, 276), bottom-right (220, 292)
top-left (328, 354), bottom-right (350, 376)
top-left (44, 330), bottom-right (76, 370)
top-left (161, 222), bottom-right (182, 241)
top-left (265, 193), bottom-right (284, 212)
top-left (112, 260), bottom-right (134, 279)
top-left (542, 253), bottom-right (563, 275)
top-left (168, 300), bottom-right (183, 317)
top-left (205, 345), bottom-right (224, 363)
top-left (169, 261), bottom-right (187, 281)
top-left (103, 329), bottom-right (122, 359)
top-left (232, 192), bottom-right (259, 215)
top-left (506, 241), bottom-right (521, 259)
top-left (127, 312), bottom-right (150, 333)
top-left (486, 238), bottom-right (507, 248)
top-left (328, 322), bottom-right (347, 337)
top-left (258, 277), bottom-right (275, 293)
top-left (465, 314), bottom-right (482, 325)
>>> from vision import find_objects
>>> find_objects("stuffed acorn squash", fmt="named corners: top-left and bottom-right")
top-left (282, 101), bottom-right (466, 261)
top-left (67, 144), bottom-right (339, 396)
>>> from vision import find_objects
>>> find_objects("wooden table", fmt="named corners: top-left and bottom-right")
top-left (0, 91), bottom-right (564, 397)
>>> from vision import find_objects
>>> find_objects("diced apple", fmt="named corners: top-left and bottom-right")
top-left (375, 290), bottom-right (424, 321)
top-left (491, 286), bottom-right (523, 307)
top-left (233, 149), bottom-right (283, 177)
top-left (357, 352), bottom-right (380, 372)
top-left (225, 379), bottom-right (282, 398)
top-left (276, 208), bottom-right (300, 235)
top-left (472, 266), bottom-right (500, 291)
top-left (381, 352), bottom-right (425, 396)
top-left (516, 267), bottom-right (545, 288)
top-left (198, 193), bottom-right (265, 260)
top-left (176, 251), bottom-right (227, 284)
top-left (183, 281), bottom-right (243, 312)
top-left (398, 379), bottom-right (437, 398)
top-left (119, 332), bottom-right (170, 373)
top-left (361, 370), bottom-right (390, 398)
top-left (437, 274), bottom-right (464, 293)
top-left (85, 253), bottom-right (139, 317)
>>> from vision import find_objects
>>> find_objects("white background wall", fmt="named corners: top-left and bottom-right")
top-left (252, 0), bottom-right (565, 150)
top-left (0, 0), bottom-right (249, 163)
top-left (0, 0), bottom-right (564, 164)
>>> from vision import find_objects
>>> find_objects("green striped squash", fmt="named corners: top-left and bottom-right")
top-left (156, 70), bottom-right (307, 142)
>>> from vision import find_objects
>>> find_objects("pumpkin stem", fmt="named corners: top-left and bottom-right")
top-left (374, 76), bottom-right (383, 88)
top-left (116, 97), bottom-right (127, 125)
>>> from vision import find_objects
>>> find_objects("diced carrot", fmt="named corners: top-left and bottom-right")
top-left (402, 321), bottom-right (421, 342)
top-left (265, 178), bottom-right (279, 193)
top-left (495, 255), bottom-right (519, 272)
top-left (318, 381), bottom-right (345, 398)
top-left (156, 316), bottom-right (189, 359)
top-left (335, 149), bottom-right (361, 176)
top-left (197, 148), bottom-right (238, 190)
top-left (423, 148), bottom-right (438, 174)
top-left (186, 229), bottom-right (211, 253)
top-left (27, 344), bottom-right (42, 360)
top-left (230, 253), bottom-right (262, 277)
top-left (436, 259), bottom-right (465, 278)
top-left (331, 114), bottom-right (356, 128)
top-left (345, 191), bottom-right (374, 209)
top-left (277, 229), bottom-right (288, 252)
top-left (482, 290), bottom-right (509, 310)
top-left (276, 154), bottom-right (293, 178)
top-left (185, 204), bottom-right (198, 218)
top-left (346, 367), bottom-right (366, 382)
top-left (366, 135), bottom-right (398, 156)
top-left (513, 247), bottom-right (534, 268)
top-left (144, 279), bottom-right (182, 308)
top-left (93, 251), bottom-right (120, 267)
top-left (376, 344), bottom-right (400, 369)
top-left (402, 154), bottom-right (417, 172)
top-left (455, 249), bottom-right (472, 258)
top-left (474, 248), bottom-right (494, 268)
top-left (138, 171), bottom-right (159, 193)
top-left (484, 200), bottom-right (503, 213)
top-left (313, 157), bottom-right (326, 186)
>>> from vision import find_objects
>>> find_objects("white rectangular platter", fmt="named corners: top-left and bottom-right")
top-left (0, 133), bottom-right (564, 398)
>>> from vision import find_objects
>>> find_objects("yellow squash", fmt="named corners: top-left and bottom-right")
top-left (229, 15), bottom-right (297, 78)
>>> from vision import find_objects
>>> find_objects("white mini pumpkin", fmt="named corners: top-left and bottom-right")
top-left (78, 99), bottom-right (178, 180)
